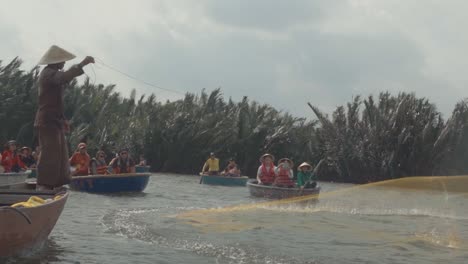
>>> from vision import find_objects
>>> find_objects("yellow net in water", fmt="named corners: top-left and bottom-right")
top-left (177, 176), bottom-right (468, 250)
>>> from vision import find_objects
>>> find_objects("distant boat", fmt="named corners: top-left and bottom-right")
top-left (69, 173), bottom-right (151, 193)
top-left (0, 171), bottom-right (31, 185)
top-left (28, 168), bottom-right (37, 178)
top-left (135, 165), bottom-right (150, 173)
top-left (199, 173), bottom-right (249, 186)
top-left (0, 181), bottom-right (69, 257)
top-left (247, 180), bottom-right (321, 199)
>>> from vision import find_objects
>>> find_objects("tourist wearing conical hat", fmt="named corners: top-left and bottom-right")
top-left (34, 45), bottom-right (94, 190)
top-left (297, 162), bottom-right (318, 189)
top-left (257, 153), bottom-right (276, 185)
top-left (274, 158), bottom-right (295, 187)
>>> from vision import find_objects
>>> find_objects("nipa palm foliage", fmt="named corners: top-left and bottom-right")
top-left (2, 58), bottom-right (468, 182)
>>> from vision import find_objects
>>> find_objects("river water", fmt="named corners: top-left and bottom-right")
top-left (5, 174), bottom-right (468, 264)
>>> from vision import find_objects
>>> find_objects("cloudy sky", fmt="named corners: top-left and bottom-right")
top-left (0, 0), bottom-right (466, 117)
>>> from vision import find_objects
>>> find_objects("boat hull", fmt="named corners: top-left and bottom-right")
top-left (0, 171), bottom-right (30, 185)
top-left (200, 175), bottom-right (249, 186)
top-left (247, 180), bottom-right (320, 199)
top-left (0, 182), bottom-right (68, 257)
top-left (69, 173), bottom-right (151, 193)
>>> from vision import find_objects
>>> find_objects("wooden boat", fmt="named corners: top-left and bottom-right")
top-left (135, 165), bottom-right (150, 173)
top-left (0, 181), bottom-right (69, 257)
top-left (69, 173), bottom-right (151, 193)
top-left (0, 171), bottom-right (31, 185)
top-left (247, 180), bottom-right (321, 199)
top-left (199, 173), bottom-right (249, 186)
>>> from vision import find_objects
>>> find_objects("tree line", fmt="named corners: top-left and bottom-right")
top-left (1, 58), bottom-right (468, 183)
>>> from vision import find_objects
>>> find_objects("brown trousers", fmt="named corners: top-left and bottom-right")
top-left (36, 125), bottom-right (71, 187)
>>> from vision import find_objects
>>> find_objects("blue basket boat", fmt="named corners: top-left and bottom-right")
top-left (69, 173), bottom-right (151, 193)
top-left (199, 174), bottom-right (249, 186)
top-left (135, 166), bottom-right (150, 173)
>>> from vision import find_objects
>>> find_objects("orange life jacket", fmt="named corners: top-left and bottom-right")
top-left (1, 150), bottom-right (20, 172)
top-left (91, 159), bottom-right (108, 175)
top-left (275, 166), bottom-right (294, 187)
top-left (112, 157), bottom-right (133, 174)
top-left (70, 152), bottom-right (90, 175)
top-left (259, 164), bottom-right (276, 184)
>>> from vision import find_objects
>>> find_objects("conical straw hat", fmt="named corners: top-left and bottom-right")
top-left (298, 162), bottom-right (312, 169)
top-left (38, 45), bottom-right (76, 65)
top-left (259, 153), bottom-right (275, 162)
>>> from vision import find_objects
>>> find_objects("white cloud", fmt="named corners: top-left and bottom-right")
top-left (0, 0), bottom-right (466, 117)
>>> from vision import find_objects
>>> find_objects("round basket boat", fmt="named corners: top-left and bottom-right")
top-left (199, 173), bottom-right (249, 186)
top-left (247, 180), bottom-right (320, 199)
top-left (69, 173), bottom-right (151, 193)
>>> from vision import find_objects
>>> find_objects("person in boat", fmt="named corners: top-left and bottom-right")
top-left (90, 150), bottom-right (108, 175)
top-left (274, 158), bottom-right (295, 187)
top-left (256, 153), bottom-right (276, 185)
top-left (138, 154), bottom-right (147, 166)
top-left (1, 140), bottom-right (25, 173)
top-left (221, 158), bottom-right (241, 177)
top-left (34, 45), bottom-right (94, 190)
top-left (69, 143), bottom-right (91, 176)
top-left (110, 148), bottom-right (136, 174)
top-left (32, 146), bottom-right (41, 163)
top-left (296, 162), bottom-right (317, 189)
top-left (19, 146), bottom-right (36, 168)
top-left (202, 152), bottom-right (220, 175)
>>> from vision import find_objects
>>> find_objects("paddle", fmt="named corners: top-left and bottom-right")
top-left (310, 158), bottom-right (324, 187)
top-left (199, 172), bottom-right (204, 184)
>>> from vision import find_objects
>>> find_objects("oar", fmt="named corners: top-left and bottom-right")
top-left (199, 172), bottom-right (204, 184)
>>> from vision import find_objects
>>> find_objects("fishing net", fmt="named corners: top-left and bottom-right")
top-left (177, 176), bottom-right (468, 250)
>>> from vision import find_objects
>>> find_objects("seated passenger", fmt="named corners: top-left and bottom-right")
top-left (138, 154), bottom-right (147, 166)
top-left (256, 153), bottom-right (276, 185)
top-left (90, 150), bottom-right (108, 175)
top-left (274, 158), bottom-right (295, 187)
top-left (1, 140), bottom-right (24, 173)
top-left (20, 146), bottom-right (36, 168)
top-left (69, 143), bottom-right (91, 176)
top-left (296, 162), bottom-right (317, 189)
top-left (110, 148), bottom-right (136, 174)
top-left (222, 158), bottom-right (241, 177)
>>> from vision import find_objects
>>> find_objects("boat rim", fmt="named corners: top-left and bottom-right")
top-left (71, 173), bottom-right (151, 180)
top-left (247, 180), bottom-right (320, 191)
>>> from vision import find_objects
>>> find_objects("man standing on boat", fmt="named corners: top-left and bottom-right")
top-left (34, 45), bottom-right (94, 190)
top-left (202, 152), bottom-right (220, 175)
